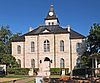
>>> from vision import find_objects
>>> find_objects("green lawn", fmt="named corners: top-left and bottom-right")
top-left (0, 75), bottom-right (30, 78)
top-left (0, 75), bottom-right (31, 83)
top-left (50, 75), bottom-right (61, 78)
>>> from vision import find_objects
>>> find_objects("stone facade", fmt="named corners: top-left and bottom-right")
top-left (12, 5), bottom-right (85, 72)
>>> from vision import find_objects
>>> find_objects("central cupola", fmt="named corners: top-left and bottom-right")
top-left (45, 5), bottom-right (60, 25)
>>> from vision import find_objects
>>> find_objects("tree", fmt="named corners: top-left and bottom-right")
top-left (0, 54), bottom-right (18, 68)
top-left (87, 23), bottom-right (100, 54)
top-left (0, 26), bottom-right (20, 68)
top-left (81, 23), bottom-right (100, 67)
top-left (0, 26), bottom-right (12, 54)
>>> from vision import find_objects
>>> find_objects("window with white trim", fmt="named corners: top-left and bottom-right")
top-left (60, 40), bottom-right (64, 51)
top-left (31, 59), bottom-right (35, 68)
top-left (31, 42), bottom-right (35, 52)
top-left (17, 45), bottom-right (21, 54)
top-left (60, 58), bottom-right (64, 68)
top-left (17, 59), bottom-right (21, 68)
top-left (44, 40), bottom-right (50, 52)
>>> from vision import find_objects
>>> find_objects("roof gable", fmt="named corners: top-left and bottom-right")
top-left (42, 28), bottom-right (50, 33)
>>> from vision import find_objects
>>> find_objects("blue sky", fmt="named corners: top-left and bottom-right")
top-left (0, 0), bottom-right (100, 36)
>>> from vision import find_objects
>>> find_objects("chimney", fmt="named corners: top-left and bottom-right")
top-left (29, 27), bottom-right (33, 32)
top-left (67, 25), bottom-right (70, 32)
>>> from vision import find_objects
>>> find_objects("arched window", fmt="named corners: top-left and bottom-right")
top-left (31, 42), bottom-right (35, 52)
top-left (17, 59), bottom-right (21, 68)
top-left (44, 40), bottom-right (50, 52)
top-left (17, 45), bottom-right (21, 54)
top-left (31, 59), bottom-right (35, 68)
top-left (48, 22), bottom-right (50, 25)
top-left (52, 22), bottom-right (54, 25)
top-left (60, 58), bottom-right (64, 68)
top-left (60, 40), bottom-right (64, 51)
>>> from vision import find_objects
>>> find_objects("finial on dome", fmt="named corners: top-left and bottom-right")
top-left (50, 5), bottom-right (54, 11)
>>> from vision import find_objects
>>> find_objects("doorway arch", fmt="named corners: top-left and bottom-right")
top-left (44, 57), bottom-right (50, 61)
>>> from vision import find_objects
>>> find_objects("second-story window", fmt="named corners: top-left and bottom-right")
top-left (60, 40), bottom-right (64, 51)
top-left (17, 45), bottom-right (21, 54)
top-left (31, 42), bottom-right (35, 52)
top-left (76, 43), bottom-right (81, 55)
top-left (44, 40), bottom-right (50, 52)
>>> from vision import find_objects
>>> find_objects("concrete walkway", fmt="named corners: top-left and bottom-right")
top-left (9, 77), bottom-right (35, 83)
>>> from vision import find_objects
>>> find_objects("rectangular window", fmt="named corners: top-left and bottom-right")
top-left (31, 42), bottom-right (35, 52)
top-left (44, 40), bottom-right (50, 52)
top-left (17, 45), bottom-right (21, 54)
top-left (60, 40), bottom-right (64, 52)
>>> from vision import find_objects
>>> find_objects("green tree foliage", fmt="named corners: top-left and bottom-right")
top-left (0, 26), bottom-right (20, 68)
top-left (0, 26), bottom-right (12, 54)
top-left (87, 23), bottom-right (100, 54)
top-left (81, 23), bottom-right (100, 67)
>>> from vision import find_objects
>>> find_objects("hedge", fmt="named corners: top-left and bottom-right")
top-left (7, 68), bottom-right (30, 75)
top-left (50, 68), bottom-right (69, 75)
top-left (72, 68), bottom-right (92, 77)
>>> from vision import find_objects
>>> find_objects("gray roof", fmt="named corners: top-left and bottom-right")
top-left (12, 25), bottom-right (85, 42)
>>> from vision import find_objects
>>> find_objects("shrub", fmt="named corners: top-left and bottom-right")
top-left (33, 68), bottom-right (39, 72)
top-left (7, 68), bottom-right (30, 75)
top-left (72, 68), bottom-right (92, 76)
top-left (50, 68), bottom-right (61, 72)
top-left (50, 68), bottom-right (61, 75)
top-left (7, 68), bottom-right (15, 74)
top-left (50, 68), bottom-right (69, 75)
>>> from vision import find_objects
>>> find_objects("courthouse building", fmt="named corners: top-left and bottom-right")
top-left (12, 5), bottom-right (85, 71)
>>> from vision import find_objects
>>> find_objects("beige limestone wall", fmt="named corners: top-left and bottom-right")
top-left (12, 42), bottom-right (25, 68)
top-left (55, 34), bottom-right (70, 69)
top-left (25, 35), bottom-right (38, 68)
top-left (38, 34), bottom-right (54, 68)
top-left (71, 39), bottom-right (85, 69)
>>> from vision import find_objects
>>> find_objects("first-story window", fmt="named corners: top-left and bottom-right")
top-left (40, 60), bottom-right (42, 63)
top-left (60, 58), bottom-right (64, 68)
top-left (17, 59), bottom-right (21, 68)
top-left (31, 59), bottom-right (35, 68)
top-left (17, 45), bottom-right (21, 54)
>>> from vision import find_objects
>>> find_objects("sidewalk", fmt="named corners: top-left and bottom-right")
top-left (9, 77), bottom-right (35, 83)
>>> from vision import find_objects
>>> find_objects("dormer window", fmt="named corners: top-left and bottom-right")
top-left (48, 22), bottom-right (50, 25)
top-left (52, 22), bottom-right (54, 25)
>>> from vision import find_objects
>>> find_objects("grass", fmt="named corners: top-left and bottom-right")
top-left (0, 75), bottom-right (29, 78)
top-left (50, 75), bottom-right (70, 78)
top-left (0, 75), bottom-right (31, 83)
top-left (50, 75), bottom-right (61, 78)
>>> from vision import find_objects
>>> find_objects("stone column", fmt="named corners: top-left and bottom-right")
top-left (91, 58), bottom-right (94, 77)
top-left (95, 57), bottom-right (97, 77)
top-left (95, 57), bottom-right (97, 69)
